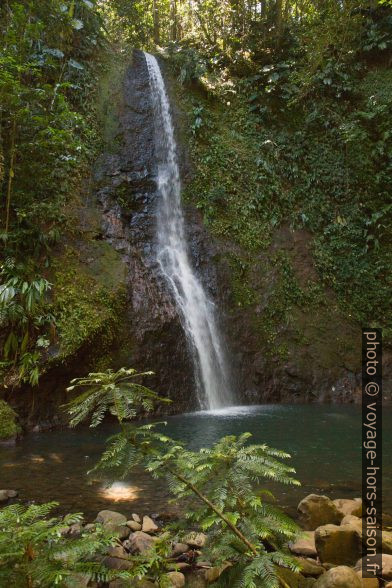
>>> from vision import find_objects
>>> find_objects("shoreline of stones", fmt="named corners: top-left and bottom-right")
top-left (1, 490), bottom-right (391, 587)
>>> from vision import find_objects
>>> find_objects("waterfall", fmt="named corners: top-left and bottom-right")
top-left (144, 52), bottom-right (234, 410)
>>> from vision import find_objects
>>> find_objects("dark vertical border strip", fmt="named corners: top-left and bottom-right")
top-left (362, 328), bottom-right (382, 578)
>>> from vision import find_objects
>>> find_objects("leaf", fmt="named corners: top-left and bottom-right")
top-left (71, 19), bottom-right (84, 30)
top-left (43, 48), bottom-right (64, 59)
top-left (68, 59), bottom-right (84, 70)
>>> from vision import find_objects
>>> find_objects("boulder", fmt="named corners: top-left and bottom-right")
top-left (340, 515), bottom-right (363, 538)
top-left (356, 571), bottom-right (379, 587)
top-left (95, 510), bottom-right (129, 539)
top-left (380, 554), bottom-right (392, 580)
top-left (142, 515), bottom-right (158, 533)
top-left (186, 570), bottom-right (208, 587)
top-left (315, 524), bottom-right (362, 566)
top-left (126, 520), bottom-right (142, 531)
top-left (333, 498), bottom-right (362, 518)
top-left (289, 532), bottom-right (318, 557)
top-left (314, 566), bottom-right (361, 587)
top-left (278, 567), bottom-right (315, 587)
top-left (183, 532), bottom-right (207, 548)
top-left (103, 546), bottom-right (132, 571)
top-left (109, 581), bottom-right (155, 588)
top-left (67, 523), bottom-right (83, 537)
top-left (383, 530), bottom-right (392, 555)
top-left (356, 554), bottom-right (392, 580)
top-left (170, 542), bottom-right (189, 557)
top-left (0, 489), bottom-right (18, 503)
top-left (125, 530), bottom-right (156, 554)
top-left (204, 562), bottom-right (231, 583)
top-left (295, 557), bottom-right (325, 577)
top-left (298, 495), bottom-right (342, 530)
top-left (166, 571), bottom-right (185, 587)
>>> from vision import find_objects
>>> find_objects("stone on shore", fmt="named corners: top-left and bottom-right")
top-left (298, 495), bottom-right (342, 530)
top-left (142, 515), bottom-right (158, 533)
top-left (382, 530), bottom-right (392, 555)
top-left (356, 571), bottom-right (379, 587)
top-left (103, 545), bottom-right (132, 571)
top-left (289, 531), bottom-right (318, 557)
top-left (183, 532), bottom-right (207, 548)
top-left (295, 557), bottom-right (325, 577)
top-left (0, 489), bottom-right (18, 503)
top-left (166, 571), bottom-right (185, 587)
top-left (171, 542), bottom-right (190, 557)
top-left (125, 530), bottom-right (156, 554)
top-left (95, 510), bottom-right (129, 538)
top-left (126, 520), bottom-right (142, 531)
top-left (333, 498), bottom-right (362, 518)
top-left (315, 524), bottom-right (362, 566)
top-left (314, 566), bottom-right (361, 587)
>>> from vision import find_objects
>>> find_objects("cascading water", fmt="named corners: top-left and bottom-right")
top-left (144, 52), bottom-right (234, 410)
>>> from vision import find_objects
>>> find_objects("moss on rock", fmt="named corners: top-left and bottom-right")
top-left (0, 400), bottom-right (21, 440)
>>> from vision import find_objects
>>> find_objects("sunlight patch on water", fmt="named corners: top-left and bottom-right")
top-left (99, 482), bottom-right (140, 502)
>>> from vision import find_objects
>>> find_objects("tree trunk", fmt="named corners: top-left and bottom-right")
top-left (153, 0), bottom-right (160, 45)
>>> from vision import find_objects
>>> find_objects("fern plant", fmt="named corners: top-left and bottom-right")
top-left (66, 367), bottom-right (170, 427)
top-left (91, 425), bottom-right (301, 588)
top-left (68, 373), bottom-right (302, 588)
top-left (0, 501), bottom-right (177, 587)
top-left (0, 502), bottom-right (116, 587)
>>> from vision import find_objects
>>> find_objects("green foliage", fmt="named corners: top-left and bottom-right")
top-left (53, 247), bottom-right (126, 359)
top-left (0, 502), bottom-right (120, 587)
top-left (0, 258), bottom-right (54, 385)
top-left (0, 399), bottom-right (21, 440)
top-left (68, 378), bottom-right (301, 588)
top-left (66, 366), bottom-right (169, 427)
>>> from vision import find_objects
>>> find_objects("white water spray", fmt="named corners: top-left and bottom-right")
top-left (144, 52), bottom-right (233, 410)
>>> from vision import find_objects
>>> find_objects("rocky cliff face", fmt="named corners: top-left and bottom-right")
top-left (12, 49), bottom-right (390, 429)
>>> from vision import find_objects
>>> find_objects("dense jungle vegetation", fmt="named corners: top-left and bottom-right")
top-left (1, 0), bottom-right (391, 394)
top-left (0, 1), bottom-right (392, 587)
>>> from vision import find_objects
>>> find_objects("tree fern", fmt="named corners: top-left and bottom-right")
top-left (65, 367), bottom-right (170, 427)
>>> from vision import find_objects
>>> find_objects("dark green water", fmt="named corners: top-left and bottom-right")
top-left (1, 404), bottom-right (391, 520)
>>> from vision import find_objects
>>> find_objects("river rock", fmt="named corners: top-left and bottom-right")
top-left (289, 531), bottom-right (318, 557)
top-left (333, 498), bottom-right (362, 518)
top-left (356, 554), bottom-right (392, 580)
top-left (183, 532), bottom-right (207, 548)
top-left (96, 510), bottom-right (129, 538)
top-left (298, 495), bottom-right (342, 530)
top-left (204, 562), bottom-right (231, 583)
top-left (125, 530), bottom-right (156, 554)
top-left (132, 513), bottom-right (141, 523)
top-left (340, 515), bottom-right (363, 538)
top-left (109, 581), bottom-right (155, 588)
top-left (356, 571), bottom-right (379, 587)
top-left (278, 567), bottom-right (315, 587)
top-left (314, 566), bottom-right (361, 587)
top-left (315, 524), bottom-right (362, 565)
top-left (186, 571), bottom-right (208, 587)
top-left (166, 571), bottom-right (185, 587)
top-left (0, 489), bottom-right (18, 502)
top-left (383, 530), bottom-right (392, 554)
top-left (103, 545), bottom-right (132, 571)
top-left (295, 557), bottom-right (325, 577)
top-left (68, 523), bottom-right (83, 537)
top-left (171, 542), bottom-right (190, 557)
top-left (126, 520), bottom-right (142, 531)
top-left (142, 515), bottom-right (158, 533)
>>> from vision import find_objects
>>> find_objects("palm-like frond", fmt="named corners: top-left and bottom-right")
top-left (65, 367), bottom-right (170, 427)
